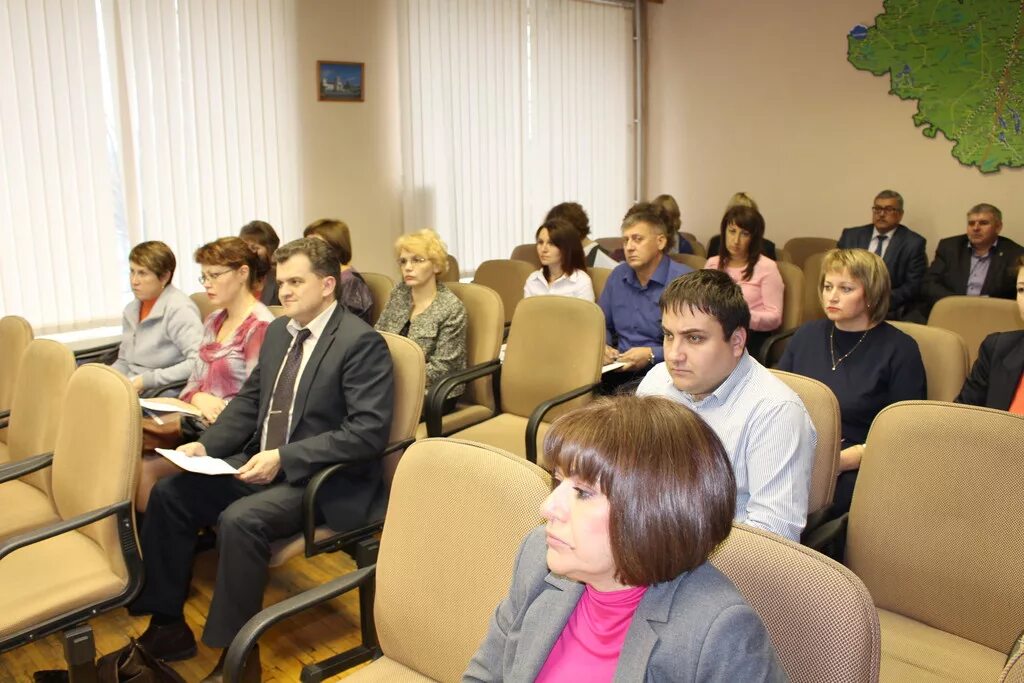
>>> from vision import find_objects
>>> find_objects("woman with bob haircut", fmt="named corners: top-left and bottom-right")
top-left (465, 395), bottom-right (784, 681)
top-left (546, 201), bottom-right (618, 269)
top-left (524, 218), bottom-right (594, 301)
top-left (304, 218), bottom-right (374, 323)
top-left (238, 220), bottom-right (281, 305)
top-left (375, 228), bottom-right (467, 413)
top-left (651, 193), bottom-right (694, 255)
top-left (779, 248), bottom-right (925, 516)
top-left (706, 205), bottom-right (784, 355)
top-left (137, 236), bottom-right (275, 511)
top-left (112, 241), bottom-right (203, 396)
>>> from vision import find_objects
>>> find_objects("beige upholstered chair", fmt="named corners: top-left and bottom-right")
top-left (784, 237), bottom-right (838, 269)
top-left (509, 243), bottom-right (542, 269)
top-left (224, 439), bottom-right (551, 682)
top-left (189, 291), bottom-right (217, 323)
top-left (439, 254), bottom-right (460, 282)
top-left (472, 259), bottom-right (536, 327)
top-left (776, 261), bottom-right (805, 332)
top-left (0, 340), bottom-right (76, 540)
top-left (889, 321), bottom-right (969, 401)
top-left (669, 253), bottom-right (707, 271)
top-left (711, 524), bottom-right (880, 683)
top-left (267, 304), bottom-right (286, 318)
top-left (431, 296), bottom-right (604, 466)
top-left (595, 236), bottom-right (623, 254)
top-left (0, 364), bottom-right (143, 679)
top-left (0, 315), bottom-right (33, 451)
top-left (681, 231), bottom-right (706, 257)
top-left (416, 283), bottom-right (503, 439)
top-left (769, 370), bottom-right (840, 530)
top-left (846, 401), bottom-right (1024, 681)
top-left (801, 251), bottom-right (828, 324)
top-left (775, 247), bottom-right (793, 264)
top-left (589, 266), bottom-right (612, 300)
top-left (928, 296), bottom-right (1024, 366)
top-left (361, 272), bottom-right (395, 326)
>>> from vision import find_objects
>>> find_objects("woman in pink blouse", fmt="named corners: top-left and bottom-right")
top-left (137, 237), bottom-right (275, 512)
top-left (705, 205), bottom-right (784, 356)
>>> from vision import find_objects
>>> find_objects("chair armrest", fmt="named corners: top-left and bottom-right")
top-left (0, 452), bottom-right (53, 484)
top-left (802, 512), bottom-right (848, 562)
top-left (73, 341), bottom-right (121, 365)
top-left (223, 565), bottom-right (376, 682)
top-left (425, 360), bottom-right (502, 437)
top-left (524, 382), bottom-right (600, 465)
top-left (0, 409), bottom-right (9, 429)
top-left (0, 500), bottom-right (130, 561)
top-left (758, 328), bottom-right (797, 367)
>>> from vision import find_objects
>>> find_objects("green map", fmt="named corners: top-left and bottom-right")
top-left (847, 0), bottom-right (1024, 173)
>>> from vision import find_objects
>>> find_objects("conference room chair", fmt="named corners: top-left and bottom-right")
top-left (784, 237), bottom-right (838, 269)
top-left (426, 296), bottom-right (604, 466)
top-left (417, 282), bottom-right (503, 439)
top-left (928, 295), bottom-right (1024, 366)
top-left (471, 259), bottom-right (536, 329)
top-left (267, 304), bottom-right (286, 318)
top-left (595, 236), bottom-right (623, 255)
top-left (801, 251), bottom-right (828, 324)
top-left (711, 524), bottom-right (880, 683)
top-left (0, 364), bottom-right (143, 681)
top-left (0, 340), bottom-right (76, 540)
top-left (890, 321), bottom-right (969, 402)
top-left (223, 438), bottom-right (551, 683)
top-left (0, 315), bottom-right (33, 450)
top-left (361, 272), bottom-right (395, 326)
top-left (589, 266), bottom-right (612, 300)
top-left (683, 233), bottom-right (707, 258)
top-left (777, 261), bottom-right (805, 332)
top-left (439, 254), bottom-right (461, 282)
top-left (190, 290), bottom-right (217, 323)
top-left (812, 401), bottom-right (1024, 681)
top-left (769, 370), bottom-right (840, 537)
top-left (508, 242), bottom-right (541, 269)
top-left (669, 253), bottom-right (707, 271)
top-left (775, 246), bottom-right (793, 264)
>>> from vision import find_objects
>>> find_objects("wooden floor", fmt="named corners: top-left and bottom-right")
top-left (0, 548), bottom-right (368, 682)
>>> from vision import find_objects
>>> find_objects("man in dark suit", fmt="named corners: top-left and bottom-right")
top-left (917, 204), bottom-right (1023, 320)
top-left (837, 189), bottom-right (927, 319)
top-left (128, 238), bottom-right (394, 682)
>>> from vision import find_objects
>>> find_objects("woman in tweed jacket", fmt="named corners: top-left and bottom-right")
top-left (376, 229), bottom-right (467, 412)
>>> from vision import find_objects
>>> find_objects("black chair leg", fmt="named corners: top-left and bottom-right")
top-left (63, 624), bottom-right (98, 683)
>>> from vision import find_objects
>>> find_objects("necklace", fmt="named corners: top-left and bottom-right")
top-left (829, 325), bottom-right (870, 371)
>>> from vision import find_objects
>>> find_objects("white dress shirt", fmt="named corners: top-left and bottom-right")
top-left (523, 268), bottom-right (595, 302)
top-left (869, 228), bottom-right (894, 258)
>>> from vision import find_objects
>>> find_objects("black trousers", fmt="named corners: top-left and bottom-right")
top-left (130, 471), bottom-right (307, 648)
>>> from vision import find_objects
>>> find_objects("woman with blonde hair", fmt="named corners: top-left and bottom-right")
top-left (779, 248), bottom-right (926, 516)
top-left (375, 229), bottom-right (467, 413)
top-left (304, 218), bottom-right (374, 323)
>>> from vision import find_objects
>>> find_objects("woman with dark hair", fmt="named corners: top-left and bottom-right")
top-left (706, 205), bottom-right (783, 353)
top-left (465, 395), bottom-right (784, 681)
top-left (546, 202), bottom-right (618, 269)
top-left (524, 218), bottom-right (594, 301)
top-left (651, 193), bottom-right (694, 255)
top-left (304, 218), bottom-right (374, 323)
top-left (238, 219), bottom-right (281, 305)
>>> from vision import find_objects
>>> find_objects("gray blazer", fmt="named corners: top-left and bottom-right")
top-left (464, 527), bottom-right (786, 682)
top-left (375, 282), bottom-right (467, 396)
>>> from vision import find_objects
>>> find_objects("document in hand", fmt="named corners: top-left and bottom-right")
top-left (140, 399), bottom-right (203, 417)
top-left (156, 448), bottom-right (238, 475)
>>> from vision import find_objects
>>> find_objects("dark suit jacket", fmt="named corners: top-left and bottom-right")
top-left (259, 266), bottom-right (281, 306)
top-left (707, 235), bottom-right (778, 261)
top-left (199, 303), bottom-right (394, 531)
top-left (955, 330), bottom-right (1024, 411)
top-left (837, 224), bottom-right (927, 317)
top-left (921, 235), bottom-right (1024, 316)
top-left (464, 527), bottom-right (785, 682)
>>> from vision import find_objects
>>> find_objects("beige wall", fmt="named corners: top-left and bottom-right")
top-left (295, 0), bottom-right (402, 278)
top-left (645, 0), bottom-right (1024, 253)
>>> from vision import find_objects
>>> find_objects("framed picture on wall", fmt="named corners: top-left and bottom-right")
top-left (317, 61), bottom-right (364, 102)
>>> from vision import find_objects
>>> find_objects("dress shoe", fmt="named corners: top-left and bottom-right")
top-left (137, 620), bottom-right (197, 662)
top-left (201, 645), bottom-right (261, 683)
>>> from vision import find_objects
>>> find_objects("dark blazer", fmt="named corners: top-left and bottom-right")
top-left (199, 303), bottom-right (394, 530)
top-left (707, 235), bottom-right (778, 261)
top-left (837, 224), bottom-right (927, 317)
top-left (955, 330), bottom-right (1024, 411)
top-left (259, 266), bottom-right (281, 306)
top-left (920, 235), bottom-right (1024, 316)
top-left (464, 527), bottom-right (785, 682)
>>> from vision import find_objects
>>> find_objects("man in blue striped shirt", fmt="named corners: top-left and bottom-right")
top-left (637, 269), bottom-right (815, 541)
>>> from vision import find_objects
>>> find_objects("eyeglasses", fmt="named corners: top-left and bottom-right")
top-left (397, 255), bottom-right (429, 267)
top-left (198, 268), bottom-right (236, 285)
top-left (871, 206), bottom-right (901, 215)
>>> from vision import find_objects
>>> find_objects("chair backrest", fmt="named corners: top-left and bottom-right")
top-left (775, 247), bottom-right (793, 264)
top-left (0, 315), bottom-right (34, 443)
top-left (769, 370), bottom-right (840, 515)
top-left (361, 272), bottom-right (395, 326)
top-left (684, 233), bottom-right (707, 258)
top-left (784, 237), bottom-right (838, 269)
top-left (711, 524), bottom-right (880, 683)
top-left (848, 401), bottom-right (1024, 654)
top-left (189, 291), bottom-right (216, 323)
top-left (378, 333), bottom-right (426, 446)
top-left (51, 364), bottom-right (141, 583)
top-left (374, 439), bottom-right (551, 681)
top-left (776, 261), bottom-right (805, 331)
top-left (889, 321), bottom-right (969, 401)
top-left (669, 253), bottom-right (707, 271)
top-left (595, 236), bottom-right (622, 254)
top-left (509, 243), bottom-right (541, 269)
top-left (928, 296), bottom-right (1024, 366)
top-left (7, 340), bottom-right (77, 496)
top-left (472, 260), bottom-right (536, 326)
top-left (267, 305), bottom-right (286, 318)
top-left (447, 283), bottom-right (503, 410)
top-left (589, 267), bottom-right (613, 300)
top-left (801, 251), bottom-right (828, 324)
top-left (439, 254), bottom-right (460, 283)
top-left (502, 297), bottom-right (605, 421)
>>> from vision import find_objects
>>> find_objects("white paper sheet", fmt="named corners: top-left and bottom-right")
top-left (140, 399), bottom-right (203, 417)
top-left (601, 362), bottom-right (625, 373)
top-left (156, 448), bottom-right (238, 475)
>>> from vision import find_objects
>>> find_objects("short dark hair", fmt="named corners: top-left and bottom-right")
top-left (546, 395), bottom-right (736, 586)
top-left (660, 269), bottom-right (750, 339)
top-left (273, 237), bottom-right (341, 299)
top-left (304, 218), bottom-right (353, 265)
top-left (718, 205), bottom-right (766, 282)
top-left (622, 201), bottom-right (676, 253)
top-left (238, 220), bottom-right (280, 255)
top-left (537, 218), bottom-right (587, 278)
top-left (545, 202), bottom-right (591, 240)
top-left (875, 189), bottom-right (904, 210)
top-left (129, 241), bottom-right (176, 281)
top-left (194, 236), bottom-right (269, 291)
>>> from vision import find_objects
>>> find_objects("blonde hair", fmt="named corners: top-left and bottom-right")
top-left (395, 229), bottom-right (449, 275)
top-left (726, 192), bottom-right (758, 211)
top-left (819, 248), bottom-right (890, 325)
